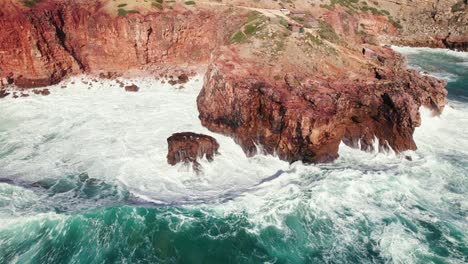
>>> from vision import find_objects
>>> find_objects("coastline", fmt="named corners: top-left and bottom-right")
top-left (0, 46), bottom-right (467, 264)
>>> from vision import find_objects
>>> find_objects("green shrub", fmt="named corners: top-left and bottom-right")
top-left (22, 0), bottom-right (36, 7)
top-left (331, 0), bottom-right (358, 9)
top-left (22, 0), bottom-right (43, 7)
top-left (318, 21), bottom-right (340, 43)
top-left (184, 1), bottom-right (195, 5)
top-left (117, 8), bottom-right (138, 16)
top-left (320, 4), bottom-right (333, 10)
top-left (279, 17), bottom-right (289, 28)
top-left (230, 31), bottom-right (245, 44)
top-left (117, 3), bottom-right (127, 7)
top-left (117, 8), bottom-right (128, 16)
top-left (319, 0), bottom-right (361, 10)
top-left (307, 33), bottom-right (323, 45)
top-left (292, 16), bottom-right (305, 23)
top-left (388, 16), bottom-right (402, 29)
top-left (152, 2), bottom-right (163, 9)
top-left (360, 5), bottom-right (392, 16)
top-left (244, 24), bottom-right (257, 35)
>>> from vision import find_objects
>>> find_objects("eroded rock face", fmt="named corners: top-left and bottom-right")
top-left (0, 1), bottom-right (245, 88)
top-left (167, 132), bottom-right (219, 170)
top-left (197, 50), bottom-right (447, 163)
top-left (442, 38), bottom-right (468, 51)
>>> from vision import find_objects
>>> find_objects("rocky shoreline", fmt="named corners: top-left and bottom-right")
top-left (0, 0), bottom-right (244, 88)
top-left (0, 0), bottom-right (458, 164)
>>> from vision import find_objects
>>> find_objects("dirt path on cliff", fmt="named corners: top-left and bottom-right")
top-left (198, 1), bottom-right (294, 22)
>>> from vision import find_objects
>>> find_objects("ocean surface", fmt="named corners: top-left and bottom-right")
top-left (0, 48), bottom-right (467, 263)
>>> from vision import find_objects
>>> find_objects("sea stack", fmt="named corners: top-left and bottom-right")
top-left (167, 132), bottom-right (219, 171)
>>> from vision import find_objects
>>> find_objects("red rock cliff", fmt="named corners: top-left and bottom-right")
top-left (0, 0), bottom-right (244, 87)
top-left (197, 47), bottom-right (447, 163)
top-left (0, 0), bottom-right (450, 163)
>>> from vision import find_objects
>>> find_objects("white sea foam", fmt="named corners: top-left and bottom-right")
top-left (210, 102), bottom-right (468, 263)
top-left (391, 46), bottom-right (468, 84)
top-left (0, 76), bottom-right (289, 205)
top-left (392, 46), bottom-right (468, 59)
top-left (0, 61), bottom-right (467, 262)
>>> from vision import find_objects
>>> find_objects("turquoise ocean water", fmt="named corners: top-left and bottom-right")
top-left (0, 48), bottom-right (467, 263)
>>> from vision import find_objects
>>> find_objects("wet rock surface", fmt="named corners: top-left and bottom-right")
top-left (33, 89), bottom-right (51, 96)
top-left (124, 84), bottom-right (139, 92)
top-left (167, 132), bottom-right (220, 171)
top-left (0, 89), bottom-right (10, 98)
top-left (197, 48), bottom-right (447, 163)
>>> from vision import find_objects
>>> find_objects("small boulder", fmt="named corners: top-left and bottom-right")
top-left (177, 74), bottom-right (189, 84)
top-left (0, 89), bottom-right (10, 98)
top-left (125, 84), bottom-right (139, 92)
top-left (168, 74), bottom-right (190, 86)
top-left (167, 132), bottom-right (219, 171)
top-left (116, 80), bottom-right (125, 87)
top-left (33, 89), bottom-right (50, 96)
top-left (41, 89), bottom-right (50, 96)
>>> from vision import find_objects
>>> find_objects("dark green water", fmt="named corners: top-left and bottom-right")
top-left (394, 47), bottom-right (468, 101)
top-left (0, 48), bottom-right (467, 263)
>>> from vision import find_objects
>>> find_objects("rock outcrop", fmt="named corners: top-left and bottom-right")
top-left (167, 132), bottom-right (219, 170)
top-left (441, 37), bottom-right (468, 51)
top-left (197, 48), bottom-right (447, 163)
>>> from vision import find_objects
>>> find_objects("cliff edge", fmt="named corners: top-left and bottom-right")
top-left (0, 0), bottom-right (454, 163)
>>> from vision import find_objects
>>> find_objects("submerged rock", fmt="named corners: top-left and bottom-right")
top-left (167, 132), bottom-right (219, 171)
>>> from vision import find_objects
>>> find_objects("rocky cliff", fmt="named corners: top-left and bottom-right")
top-left (0, 0), bottom-right (244, 87)
top-left (197, 46), bottom-right (447, 163)
top-left (0, 0), bottom-right (453, 163)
